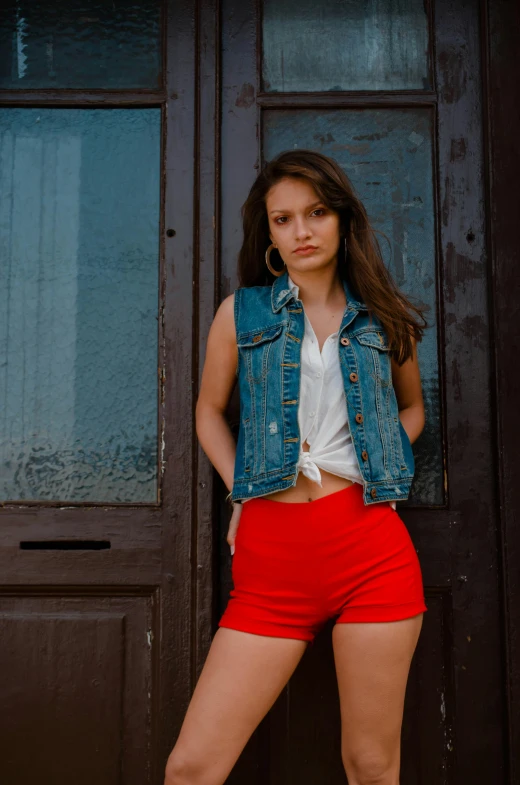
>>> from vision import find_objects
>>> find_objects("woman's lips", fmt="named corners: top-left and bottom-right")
top-left (294, 247), bottom-right (317, 255)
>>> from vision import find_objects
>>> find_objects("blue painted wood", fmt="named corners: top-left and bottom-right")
top-left (263, 0), bottom-right (431, 92)
top-left (264, 108), bottom-right (441, 505)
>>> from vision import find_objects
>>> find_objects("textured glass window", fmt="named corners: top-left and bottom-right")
top-left (264, 109), bottom-right (441, 505)
top-left (0, 1), bottom-right (161, 89)
top-left (0, 109), bottom-right (160, 502)
top-left (263, 0), bottom-right (430, 92)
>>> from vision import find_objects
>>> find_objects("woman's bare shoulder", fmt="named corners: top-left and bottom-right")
top-left (197, 293), bottom-right (237, 412)
top-left (210, 292), bottom-right (236, 345)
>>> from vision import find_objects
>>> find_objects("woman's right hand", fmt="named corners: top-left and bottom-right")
top-left (227, 502), bottom-right (243, 555)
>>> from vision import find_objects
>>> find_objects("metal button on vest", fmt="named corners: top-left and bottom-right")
top-left (355, 413), bottom-right (363, 424)
top-left (361, 450), bottom-right (368, 461)
top-left (340, 337), bottom-right (350, 346)
top-left (252, 333), bottom-right (263, 343)
top-left (349, 372), bottom-right (358, 382)
top-left (370, 487), bottom-right (377, 498)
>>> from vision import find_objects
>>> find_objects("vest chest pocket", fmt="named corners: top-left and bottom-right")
top-left (354, 330), bottom-right (392, 386)
top-left (237, 323), bottom-right (285, 382)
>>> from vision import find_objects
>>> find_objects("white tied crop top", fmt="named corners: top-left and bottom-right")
top-left (242, 273), bottom-right (396, 509)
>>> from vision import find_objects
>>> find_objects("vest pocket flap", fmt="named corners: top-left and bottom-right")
top-left (355, 330), bottom-right (390, 350)
top-left (237, 323), bottom-right (284, 348)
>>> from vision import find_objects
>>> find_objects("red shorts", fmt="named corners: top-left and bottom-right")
top-left (218, 482), bottom-right (427, 643)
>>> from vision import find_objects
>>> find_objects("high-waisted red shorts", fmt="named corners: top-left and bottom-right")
top-left (218, 482), bottom-right (427, 643)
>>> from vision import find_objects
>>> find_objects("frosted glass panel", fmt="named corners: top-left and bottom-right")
top-left (0, 109), bottom-right (160, 502)
top-left (0, 1), bottom-right (161, 89)
top-left (263, 0), bottom-right (430, 92)
top-left (264, 109), bottom-right (441, 505)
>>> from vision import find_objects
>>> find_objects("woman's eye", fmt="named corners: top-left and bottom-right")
top-left (275, 209), bottom-right (325, 225)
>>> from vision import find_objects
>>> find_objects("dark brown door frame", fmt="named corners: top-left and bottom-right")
top-left (484, 0), bottom-right (520, 781)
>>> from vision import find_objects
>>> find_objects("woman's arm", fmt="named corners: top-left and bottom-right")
top-left (195, 293), bottom-right (239, 492)
top-left (391, 335), bottom-right (425, 445)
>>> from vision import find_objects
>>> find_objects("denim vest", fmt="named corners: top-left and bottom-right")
top-left (231, 269), bottom-right (415, 506)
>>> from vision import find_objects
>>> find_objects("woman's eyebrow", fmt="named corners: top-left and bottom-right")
top-left (269, 200), bottom-right (324, 215)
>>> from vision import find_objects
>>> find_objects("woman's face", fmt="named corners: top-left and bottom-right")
top-left (266, 177), bottom-right (342, 274)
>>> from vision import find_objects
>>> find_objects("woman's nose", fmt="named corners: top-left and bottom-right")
top-left (294, 219), bottom-right (311, 239)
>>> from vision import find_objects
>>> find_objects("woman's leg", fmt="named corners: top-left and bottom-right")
top-left (332, 614), bottom-right (423, 785)
top-left (164, 627), bottom-right (308, 785)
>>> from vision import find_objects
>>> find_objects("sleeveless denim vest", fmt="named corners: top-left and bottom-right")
top-left (231, 269), bottom-right (415, 506)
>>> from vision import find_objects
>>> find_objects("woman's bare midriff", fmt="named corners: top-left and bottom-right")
top-left (260, 440), bottom-right (356, 503)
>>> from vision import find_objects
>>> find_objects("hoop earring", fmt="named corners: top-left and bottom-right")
top-left (265, 243), bottom-right (286, 277)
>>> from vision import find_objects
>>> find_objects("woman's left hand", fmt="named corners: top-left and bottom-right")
top-left (227, 502), bottom-right (243, 556)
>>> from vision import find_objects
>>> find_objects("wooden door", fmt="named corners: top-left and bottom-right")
top-left (217, 0), bottom-right (509, 782)
top-left (0, 2), bottom-right (200, 782)
top-left (1, 1), bottom-right (517, 783)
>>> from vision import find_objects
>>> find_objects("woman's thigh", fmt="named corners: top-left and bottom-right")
top-left (165, 627), bottom-right (307, 785)
top-left (332, 615), bottom-right (423, 782)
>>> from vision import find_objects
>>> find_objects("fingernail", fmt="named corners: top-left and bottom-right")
top-left (230, 545), bottom-right (235, 555)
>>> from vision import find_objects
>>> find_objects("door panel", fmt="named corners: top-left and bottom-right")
top-left (0, 593), bottom-right (155, 784)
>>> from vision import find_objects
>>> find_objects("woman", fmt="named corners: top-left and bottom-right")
top-left (165, 149), bottom-right (428, 785)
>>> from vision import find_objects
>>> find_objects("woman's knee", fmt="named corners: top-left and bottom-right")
top-left (164, 749), bottom-right (206, 785)
top-left (342, 747), bottom-right (399, 785)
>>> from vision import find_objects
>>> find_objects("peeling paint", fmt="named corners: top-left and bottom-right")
top-left (438, 50), bottom-right (467, 103)
top-left (160, 418), bottom-right (166, 477)
top-left (235, 83), bottom-right (255, 108)
top-left (352, 131), bottom-right (384, 142)
top-left (450, 137), bottom-right (467, 161)
top-left (408, 130), bottom-right (424, 146)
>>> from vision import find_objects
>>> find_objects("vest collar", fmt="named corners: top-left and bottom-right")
top-left (270, 267), bottom-right (368, 313)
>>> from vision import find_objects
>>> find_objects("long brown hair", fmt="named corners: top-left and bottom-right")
top-left (237, 149), bottom-right (428, 365)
